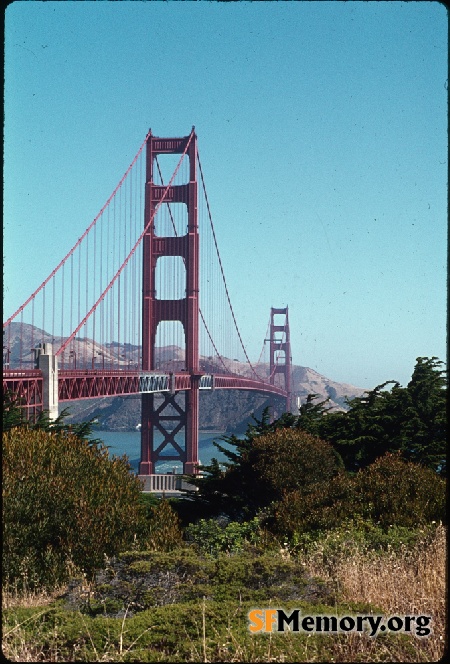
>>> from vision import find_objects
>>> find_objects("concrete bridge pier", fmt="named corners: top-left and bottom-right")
top-left (35, 343), bottom-right (59, 421)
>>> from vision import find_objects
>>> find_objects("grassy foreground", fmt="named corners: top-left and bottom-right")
top-left (2, 524), bottom-right (446, 662)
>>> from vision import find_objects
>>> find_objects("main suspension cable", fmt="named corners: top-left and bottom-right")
top-left (197, 151), bottom-right (264, 381)
top-left (3, 132), bottom-right (150, 328)
top-left (57, 129), bottom-right (195, 356)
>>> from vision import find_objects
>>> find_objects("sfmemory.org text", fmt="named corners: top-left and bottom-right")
top-left (248, 610), bottom-right (432, 637)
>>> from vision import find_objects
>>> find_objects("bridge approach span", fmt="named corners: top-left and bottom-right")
top-left (3, 368), bottom-right (288, 406)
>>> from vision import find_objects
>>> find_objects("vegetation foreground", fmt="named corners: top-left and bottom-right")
top-left (2, 524), bottom-right (446, 662)
top-left (2, 357), bottom-right (447, 662)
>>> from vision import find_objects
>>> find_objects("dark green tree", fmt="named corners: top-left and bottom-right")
top-left (2, 391), bottom-right (102, 446)
top-left (402, 357), bottom-right (446, 473)
top-left (307, 357), bottom-right (446, 475)
top-left (2, 390), bottom-right (27, 430)
top-left (295, 393), bottom-right (332, 436)
top-left (317, 380), bottom-right (405, 471)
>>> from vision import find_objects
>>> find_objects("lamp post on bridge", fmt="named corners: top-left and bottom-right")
top-left (92, 351), bottom-right (105, 370)
top-left (69, 350), bottom-right (77, 370)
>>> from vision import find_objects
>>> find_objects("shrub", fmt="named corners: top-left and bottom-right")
top-left (289, 518), bottom-right (439, 561)
top-left (253, 427), bottom-right (342, 495)
top-left (142, 499), bottom-right (184, 552)
top-left (270, 470), bottom-right (355, 536)
top-left (185, 517), bottom-right (270, 555)
top-left (2, 428), bottom-right (145, 590)
top-left (270, 453), bottom-right (446, 539)
top-left (187, 422), bottom-right (342, 522)
top-left (352, 452), bottom-right (446, 527)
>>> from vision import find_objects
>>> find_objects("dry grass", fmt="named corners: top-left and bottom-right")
top-left (2, 624), bottom-right (61, 662)
top-left (336, 525), bottom-right (445, 617)
top-left (2, 584), bottom-right (70, 611)
top-left (301, 523), bottom-right (447, 661)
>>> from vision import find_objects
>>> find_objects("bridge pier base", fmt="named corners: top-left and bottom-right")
top-left (139, 387), bottom-right (200, 476)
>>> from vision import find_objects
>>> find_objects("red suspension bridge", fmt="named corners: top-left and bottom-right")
top-left (3, 129), bottom-right (292, 476)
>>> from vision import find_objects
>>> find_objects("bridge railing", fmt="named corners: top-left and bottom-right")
top-left (138, 474), bottom-right (199, 493)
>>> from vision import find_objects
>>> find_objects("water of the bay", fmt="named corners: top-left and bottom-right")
top-left (92, 430), bottom-right (233, 473)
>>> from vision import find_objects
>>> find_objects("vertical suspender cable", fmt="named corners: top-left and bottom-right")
top-left (52, 274), bottom-right (55, 349)
top-left (31, 299), bottom-right (35, 366)
top-left (139, 151), bottom-right (143, 365)
top-left (100, 211), bottom-right (103, 358)
top-left (107, 204), bottom-right (111, 368)
top-left (117, 186), bottom-right (122, 366)
top-left (77, 244), bottom-right (81, 351)
top-left (42, 287), bottom-right (45, 348)
top-left (112, 195), bottom-right (116, 367)
top-left (61, 262), bottom-right (65, 361)
top-left (85, 225), bottom-right (89, 369)
top-left (20, 311), bottom-right (23, 370)
top-left (92, 210), bottom-right (97, 368)
top-left (55, 130), bottom-right (194, 361)
top-left (70, 253), bottom-right (73, 356)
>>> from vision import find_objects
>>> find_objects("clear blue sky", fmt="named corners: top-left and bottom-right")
top-left (4, 1), bottom-right (447, 389)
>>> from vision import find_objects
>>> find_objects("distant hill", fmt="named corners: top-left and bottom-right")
top-left (291, 365), bottom-right (366, 410)
top-left (4, 322), bottom-right (366, 432)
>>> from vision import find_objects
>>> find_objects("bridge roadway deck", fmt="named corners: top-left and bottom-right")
top-left (3, 369), bottom-right (287, 404)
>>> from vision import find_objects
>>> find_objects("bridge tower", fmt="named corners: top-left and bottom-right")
top-left (139, 130), bottom-right (200, 476)
top-left (269, 306), bottom-right (292, 413)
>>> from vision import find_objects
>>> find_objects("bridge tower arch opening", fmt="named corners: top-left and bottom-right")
top-left (139, 130), bottom-right (200, 476)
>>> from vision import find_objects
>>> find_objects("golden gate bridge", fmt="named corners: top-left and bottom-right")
top-left (3, 128), bottom-right (291, 478)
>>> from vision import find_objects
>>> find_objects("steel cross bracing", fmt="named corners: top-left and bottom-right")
top-left (3, 130), bottom-right (292, 475)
